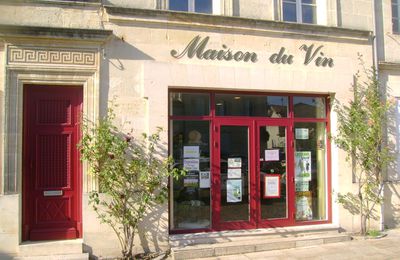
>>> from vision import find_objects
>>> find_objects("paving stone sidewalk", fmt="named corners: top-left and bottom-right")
top-left (193, 229), bottom-right (400, 260)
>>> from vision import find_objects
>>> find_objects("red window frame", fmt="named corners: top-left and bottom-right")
top-left (168, 90), bottom-right (332, 234)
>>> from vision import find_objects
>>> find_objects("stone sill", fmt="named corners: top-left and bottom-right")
top-left (0, 24), bottom-right (112, 42)
top-left (0, 0), bottom-right (101, 7)
top-left (105, 6), bottom-right (372, 42)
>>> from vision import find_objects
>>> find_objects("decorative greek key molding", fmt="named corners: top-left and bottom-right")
top-left (7, 46), bottom-right (97, 67)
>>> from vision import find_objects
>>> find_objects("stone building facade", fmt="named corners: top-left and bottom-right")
top-left (0, 0), bottom-right (398, 259)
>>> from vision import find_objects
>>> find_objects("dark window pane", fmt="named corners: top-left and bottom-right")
top-left (283, 2), bottom-right (297, 22)
top-left (302, 5), bottom-right (316, 24)
top-left (215, 94), bottom-right (288, 117)
top-left (394, 19), bottom-right (399, 33)
top-left (195, 0), bottom-right (212, 13)
top-left (220, 126), bottom-right (249, 222)
top-left (169, 0), bottom-right (189, 11)
top-left (171, 120), bottom-right (211, 230)
top-left (293, 97), bottom-right (326, 118)
top-left (302, 0), bottom-right (315, 4)
top-left (170, 92), bottom-right (210, 116)
top-left (393, 4), bottom-right (399, 18)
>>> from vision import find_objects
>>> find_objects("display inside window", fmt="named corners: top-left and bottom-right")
top-left (170, 120), bottom-right (211, 230)
top-left (294, 122), bottom-right (326, 221)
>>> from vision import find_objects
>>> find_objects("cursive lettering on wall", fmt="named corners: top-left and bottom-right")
top-left (170, 35), bottom-right (335, 68)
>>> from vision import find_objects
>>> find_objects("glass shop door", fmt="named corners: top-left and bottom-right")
top-left (212, 119), bottom-right (257, 230)
top-left (256, 122), bottom-right (294, 227)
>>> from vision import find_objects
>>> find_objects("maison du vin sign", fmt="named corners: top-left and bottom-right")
top-left (170, 35), bottom-right (334, 68)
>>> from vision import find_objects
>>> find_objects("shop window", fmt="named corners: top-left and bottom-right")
top-left (393, 0), bottom-right (400, 33)
top-left (215, 94), bottom-right (288, 117)
top-left (282, 0), bottom-right (317, 24)
top-left (169, 0), bottom-right (213, 14)
top-left (293, 96), bottom-right (325, 118)
top-left (294, 122), bottom-right (327, 221)
top-left (170, 92), bottom-right (210, 116)
top-left (170, 120), bottom-right (211, 230)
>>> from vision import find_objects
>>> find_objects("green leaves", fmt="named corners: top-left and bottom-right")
top-left (333, 65), bottom-right (393, 235)
top-left (79, 107), bottom-right (184, 259)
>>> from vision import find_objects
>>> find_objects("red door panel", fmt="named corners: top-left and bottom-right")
top-left (23, 85), bottom-right (82, 241)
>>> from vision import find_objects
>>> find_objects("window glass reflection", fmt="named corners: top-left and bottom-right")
top-left (195, 0), bottom-right (212, 13)
top-left (169, 0), bottom-right (188, 11)
top-left (215, 94), bottom-right (288, 117)
top-left (170, 92), bottom-right (210, 116)
top-left (293, 97), bottom-right (326, 118)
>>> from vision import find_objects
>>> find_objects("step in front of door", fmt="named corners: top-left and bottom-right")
top-left (171, 228), bottom-right (351, 260)
top-left (13, 253), bottom-right (89, 260)
top-left (16, 239), bottom-right (85, 258)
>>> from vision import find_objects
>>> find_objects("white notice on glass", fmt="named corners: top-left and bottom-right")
top-left (183, 146), bottom-right (200, 158)
top-left (295, 128), bottom-right (309, 140)
top-left (199, 171), bottom-right (210, 188)
top-left (228, 168), bottom-right (241, 179)
top-left (183, 158), bottom-right (200, 171)
top-left (265, 149), bottom-right (280, 161)
top-left (264, 175), bottom-right (280, 198)
top-left (227, 179), bottom-right (242, 203)
top-left (228, 158), bottom-right (242, 168)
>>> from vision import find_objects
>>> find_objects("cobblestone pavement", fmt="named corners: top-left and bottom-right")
top-left (193, 229), bottom-right (400, 260)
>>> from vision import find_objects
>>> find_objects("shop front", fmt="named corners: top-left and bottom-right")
top-left (169, 92), bottom-right (330, 232)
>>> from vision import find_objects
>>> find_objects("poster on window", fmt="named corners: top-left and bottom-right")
top-left (296, 181), bottom-right (309, 192)
top-left (295, 128), bottom-right (309, 140)
top-left (199, 171), bottom-right (210, 188)
top-left (183, 171), bottom-right (199, 187)
top-left (228, 168), bottom-right (241, 179)
top-left (296, 195), bottom-right (313, 220)
top-left (227, 179), bottom-right (242, 203)
top-left (295, 151), bottom-right (312, 181)
top-left (265, 149), bottom-right (280, 161)
top-left (183, 158), bottom-right (200, 171)
top-left (183, 146), bottom-right (200, 158)
top-left (264, 174), bottom-right (280, 198)
top-left (228, 158), bottom-right (242, 168)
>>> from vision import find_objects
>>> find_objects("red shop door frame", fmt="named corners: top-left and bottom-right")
top-left (211, 118), bottom-right (295, 230)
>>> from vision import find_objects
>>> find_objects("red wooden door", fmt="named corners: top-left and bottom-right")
top-left (23, 85), bottom-right (83, 241)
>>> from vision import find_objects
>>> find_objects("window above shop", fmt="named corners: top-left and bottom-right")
top-left (282, 0), bottom-right (317, 24)
top-left (392, 0), bottom-right (400, 33)
top-left (169, 0), bottom-right (213, 14)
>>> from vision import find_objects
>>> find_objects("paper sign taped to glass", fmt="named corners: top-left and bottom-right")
top-left (199, 171), bottom-right (210, 188)
top-left (183, 158), bottom-right (200, 171)
top-left (227, 179), bottom-right (242, 203)
top-left (183, 172), bottom-right (199, 187)
top-left (228, 158), bottom-right (242, 168)
top-left (264, 174), bottom-right (280, 198)
top-left (295, 151), bottom-right (312, 181)
top-left (183, 146), bottom-right (200, 158)
top-left (296, 195), bottom-right (313, 220)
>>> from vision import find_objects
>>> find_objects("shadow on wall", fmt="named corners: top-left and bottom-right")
top-left (99, 35), bottom-right (154, 117)
top-left (382, 73), bottom-right (400, 229)
top-left (0, 251), bottom-right (14, 260)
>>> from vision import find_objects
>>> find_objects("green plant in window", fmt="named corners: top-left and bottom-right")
top-left (79, 106), bottom-right (184, 259)
top-left (334, 62), bottom-right (394, 236)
